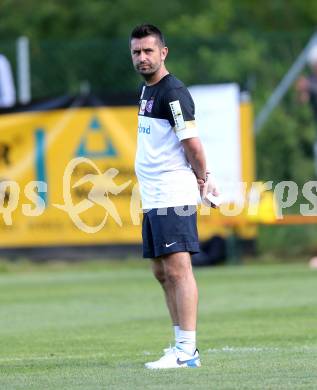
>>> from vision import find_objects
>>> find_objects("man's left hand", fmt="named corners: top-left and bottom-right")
top-left (198, 175), bottom-right (220, 208)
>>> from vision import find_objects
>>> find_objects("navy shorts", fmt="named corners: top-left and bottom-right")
top-left (142, 205), bottom-right (200, 259)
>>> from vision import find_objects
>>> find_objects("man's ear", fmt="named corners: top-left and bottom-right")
top-left (161, 46), bottom-right (168, 61)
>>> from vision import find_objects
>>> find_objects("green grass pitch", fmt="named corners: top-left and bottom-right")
top-left (0, 259), bottom-right (316, 389)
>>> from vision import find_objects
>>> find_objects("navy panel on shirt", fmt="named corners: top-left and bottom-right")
top-left (138, 74), bottom-right (195, 126)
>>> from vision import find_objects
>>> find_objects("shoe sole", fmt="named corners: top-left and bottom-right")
top-left (145, 361), bottom-right (201, 369)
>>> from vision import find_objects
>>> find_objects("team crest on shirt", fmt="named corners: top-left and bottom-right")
top-left (145, 98), bottom-right (154, 113)
top-left (139, 99), bottom-right (147, 115)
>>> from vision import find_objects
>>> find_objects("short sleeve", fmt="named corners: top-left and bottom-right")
top-left (164, 87), bottom-right (199, 141)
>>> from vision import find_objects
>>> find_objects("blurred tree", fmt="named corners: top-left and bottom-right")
top-left (1, 0), bottom-right (316, 40)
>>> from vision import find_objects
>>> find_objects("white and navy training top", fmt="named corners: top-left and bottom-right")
top-left (135, 74), bottom-right (200, 209)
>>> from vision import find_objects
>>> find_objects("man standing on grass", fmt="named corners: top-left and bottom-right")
top-left (130, 24), bottom-right (218, 369)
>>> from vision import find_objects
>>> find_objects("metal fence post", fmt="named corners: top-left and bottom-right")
top-left (16, 36), bottom-right (31, 104)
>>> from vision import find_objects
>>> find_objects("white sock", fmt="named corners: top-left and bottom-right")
top-left (176, 329), bottom-right (196, 355)
top-left (173, 325), bottom-right (180, 343)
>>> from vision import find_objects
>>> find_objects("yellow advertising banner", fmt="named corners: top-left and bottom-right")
top-left (0, 104), bottom-right (253, 248)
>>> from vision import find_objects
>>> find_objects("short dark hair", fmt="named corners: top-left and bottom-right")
top-left (130, 24), bottom-right (165, 46)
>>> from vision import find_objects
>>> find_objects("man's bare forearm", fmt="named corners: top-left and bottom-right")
top-left (182, 138), bottom-right (207, 181)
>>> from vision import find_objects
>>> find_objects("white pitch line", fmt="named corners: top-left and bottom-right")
top-left (0, 346), bottom-right (316, 363)
top-left (206, 346), bottom-right (317, 353)
top-left (0, 354), bottom-right (105, 363)
top-left (0, 352), bottom-right (158, 363)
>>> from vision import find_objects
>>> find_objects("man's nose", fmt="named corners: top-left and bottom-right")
top-left (139, 51), bottom-right (147, 62)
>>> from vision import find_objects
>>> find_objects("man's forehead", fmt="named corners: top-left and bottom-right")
top-left (131, 36), bottom-right (160, 49)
